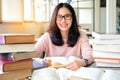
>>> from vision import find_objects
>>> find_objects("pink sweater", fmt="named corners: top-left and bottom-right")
top-left (35, 31), bottom-right (92, 58)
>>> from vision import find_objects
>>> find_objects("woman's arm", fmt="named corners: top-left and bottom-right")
top-left (65, 31), bottom-right (94, 71)
top-left (35, 32), bottom-right (49, 57)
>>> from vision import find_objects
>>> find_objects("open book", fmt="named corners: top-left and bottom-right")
top-left (69, 67), bottom-right (120, 80)
top-left (31, 67), bottom-right (74, 80)
top-left (32, 67), bottom-right (120, 80)
top-left (43, 56), bottom-right (79, 68)
top-left (31, 56), bottom-right (76, 80)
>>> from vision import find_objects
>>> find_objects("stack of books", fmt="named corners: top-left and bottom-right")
top-left (0, 57), bottom-right (33, 80)
top-left (92, 32), bottom-right (120, 68)
top-left (0, 51), bottom-right (48, 80)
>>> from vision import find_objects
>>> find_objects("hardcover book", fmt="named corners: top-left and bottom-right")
top-left (0, 57), bottom-right (33, 72)
top-left (0, 68), bottom-right (32, 80)
top-left (93, 39), bottom-right (120, 45)
top-left (95, 62), bottom-right (120, 68)
top-left (0, 34), bottom-right (35, 44)
top-left (93, 44), bottom-right (120, 52)
top-left (92, 32), bottom-right (120, 40)
top-left (93, 50), bottom-right (120, 59)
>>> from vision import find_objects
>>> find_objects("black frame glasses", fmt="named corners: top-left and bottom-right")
top-left (56, 14), bottom-right (72, 21)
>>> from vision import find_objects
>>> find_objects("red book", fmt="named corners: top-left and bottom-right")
top-left (0, 57), bottom-right (33, 72)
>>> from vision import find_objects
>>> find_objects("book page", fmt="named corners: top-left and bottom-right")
top-left (69, 76), bottom-right (90, 80)
top-left (71, 67), bottom-right (104, 80)
top-left (49, 57), bottom-right (69, 64)
top-left (57, 68), bottom-right (74, 80)
top-left (45, 57), bottom-right (69, 68)
top-left (46, 56), bottom-right (79, 64)
top-left (31, 67), bottom-right (60, 80)
top-left (101, 70), bottom-right (120, 80)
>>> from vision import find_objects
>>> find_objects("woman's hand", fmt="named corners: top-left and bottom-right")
top-left (65, 57), bottom-right (86, 71)
top-left (65, 61), bottom-right (79, 71)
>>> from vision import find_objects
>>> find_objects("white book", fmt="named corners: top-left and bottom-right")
top-left (31, 67), bottom-right (60, 80)
top-left (31, 67), bottom-right (74, 80)
top-left (69, 67), bottom-right (120, 80)
top-left (32, 67), bottom-right (120, 80)
top-left (93, 50), bottom-right (120, 59)
top-left (96, 62), bottom-right (120, 68)
top-left (94, 58), bottom-right (120, 64)
top-left (93, 39), bottom-right (120, 45)
top-left (93, 44), bottom-right (120, 52)
top-left (43, 56), bottom-right (80, 68)
top-left (92, 32), bottom-right (120, 40)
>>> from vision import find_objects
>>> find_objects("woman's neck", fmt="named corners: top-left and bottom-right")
top-left (60, 31), bottom-right (68, 39)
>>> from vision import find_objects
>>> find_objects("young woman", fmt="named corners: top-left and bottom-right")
top-left (35, 3), bottom-right (94, 71)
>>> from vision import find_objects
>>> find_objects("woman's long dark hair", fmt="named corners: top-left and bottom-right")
top-left (48, 3), bottom-right (80, 47)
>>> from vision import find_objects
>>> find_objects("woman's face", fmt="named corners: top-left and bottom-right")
top-left (56, 7), bottom-right (72, 32)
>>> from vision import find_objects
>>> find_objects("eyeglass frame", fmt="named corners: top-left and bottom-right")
top-left (56, 14), bottom-right (72, 21)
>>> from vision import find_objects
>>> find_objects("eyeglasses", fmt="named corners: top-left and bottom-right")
top-left (56, 14), bottom-right (72, 21)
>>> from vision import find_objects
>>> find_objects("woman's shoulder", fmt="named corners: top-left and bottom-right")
top-left (41, 32), bottom-right (50, 37)
top-left (79, 30), bottom-right (88, 37)
top-left (37, 32), bottom-right (50, 40)
top-left (78, 27), bottom-right (87, 36)
top-left (78, 30), bottom-right (89, 42)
